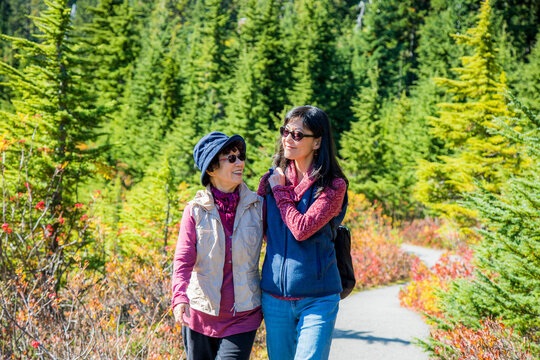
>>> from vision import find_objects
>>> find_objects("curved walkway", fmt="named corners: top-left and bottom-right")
top-left (330, 245), bottom-right (444, 360)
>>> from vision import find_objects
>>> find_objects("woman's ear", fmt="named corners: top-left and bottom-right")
top-left (313, 138), bottom-right (322, 150)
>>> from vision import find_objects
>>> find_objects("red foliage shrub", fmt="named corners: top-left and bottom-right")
top-left (0, 254), bottom-right (185, 359)
top-left (345, 193), bottom-right (414, 290)
top-left (399, 247), bottom-right (475, 318)
top-left (430, 318), bottom-right (535, 360)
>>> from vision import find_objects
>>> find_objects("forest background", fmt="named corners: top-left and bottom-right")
top-left (0, 0), bottom-right (538, 358)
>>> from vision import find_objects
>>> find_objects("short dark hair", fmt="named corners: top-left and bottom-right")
top-left (202, 140), bottom-right (246, 186)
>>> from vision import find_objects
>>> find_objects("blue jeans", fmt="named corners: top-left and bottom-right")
top-left (262, 292), bottom-right (340, 360)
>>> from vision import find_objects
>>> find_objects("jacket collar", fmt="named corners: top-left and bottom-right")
top-left (192, 182), bottom-right (259, 211)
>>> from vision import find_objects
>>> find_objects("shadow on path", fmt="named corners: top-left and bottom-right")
top-left (333, 329), bottom-right (411, 345)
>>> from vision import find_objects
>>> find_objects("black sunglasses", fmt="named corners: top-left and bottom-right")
top-left (280, 126), bottom-right (316, 141)
top-left (220, 153), bottom-right (246, 163)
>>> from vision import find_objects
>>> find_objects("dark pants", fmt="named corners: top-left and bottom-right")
top-left (182, 326), bottom-right (257, 360)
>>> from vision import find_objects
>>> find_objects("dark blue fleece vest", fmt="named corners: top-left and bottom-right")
top-left (261, 181), bottom-right (347, 297)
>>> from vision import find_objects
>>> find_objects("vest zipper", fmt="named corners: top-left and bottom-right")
top-left (316, 242), bottom-right (321, 280)
top-left (280, 231), bottom-right (288, 296)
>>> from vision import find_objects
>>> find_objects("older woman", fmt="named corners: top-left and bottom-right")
top-left (172, 132), bottom-right (263, 360)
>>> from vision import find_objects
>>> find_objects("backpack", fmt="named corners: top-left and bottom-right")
top-left (332, 223), bottom-right (356, 299)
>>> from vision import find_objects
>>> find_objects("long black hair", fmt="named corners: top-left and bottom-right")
top-left (273, 105), bottom-right (348, 189)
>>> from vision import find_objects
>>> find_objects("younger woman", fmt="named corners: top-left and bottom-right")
top-left (258, 106), bottom-right (348, 360)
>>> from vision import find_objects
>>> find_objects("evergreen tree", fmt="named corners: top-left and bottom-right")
top-left (355, 0), bottom-right (429, 99)
top-left (415, 0), bottom-right (522, 229)
top-left (178, 0), bottom-right (231, 135)
top-left (285, 0), bottom-right (354, 134)
top-left (116, 153), bottom-right (184, 256)
top-left (108, 0), bottom-right (182, 178)
top-left (0, 0), bottom-right (104, 198)
top-left (377, 93), bottom-right (431, 219)
top-left (0, 0), bottom-right (46, 108)
top-left (0, 0), bottom-right (105, 282)
top-left (511, 36), bottom-right (540, 113)
top-left (82, 0), bottom-right (142, 108)
top-left (491, 0), bottom-right (540, 62)
top-left (221, 0), bottom-right (284, 187)
top-left (427, 97), bottom-right (540, 358)
top-left (342, 83), bottom-right (430, 219)
top-left (340, 67), bottom-right (381, 196)
top-left (415, 0), bottom-right (478, 80)
top-left (163, 0), bottom-right (234, 183)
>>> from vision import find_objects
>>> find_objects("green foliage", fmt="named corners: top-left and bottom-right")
top-left (108, 0), bottom-right (183, 178)
top-left (341, 68), bottom-right (381, 196)
top-left (112, 155), bottom-right (194, 256)
top-left (355, 0), bottom-right (429, 99)
top-left (430, 97), bottom-right (540, 357)
top-left (342, 84), bottom-right (431, 219)
top-left (415, 0), bottom-right (522, 228)
top-left (0, 0), bottom-right (105, 200)
top-left (82, 0), bottom-right (141, 108)
top-left (221, 0), bottom-right (284, 188)
top-left (511, 36), bottom-right (540, 113)
top-left (284, 0), bottom-right (354, 134)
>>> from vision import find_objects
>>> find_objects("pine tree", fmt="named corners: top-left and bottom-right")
top-left (355, 0), bottom-right (428, 99)
top-left (415, 0), bottom-right (478, 80)
top-left (415, 0), bottom-right (522, 229)
top-left (377, 93), bottom-right (431, 219)
top-left (82, 0), bottom-right (142, 108)
top-left (285, 0), bottom-right (354, 133)
top-left (340, 67), bottom-right (382, 196)
top-left (178, 0), bottom-right (231, 135)
top-left (163, 0), bottom-right (234, 183)
top-left (221, 0), bottom-right (285, 188)
top-left (427, 97), bottom-right (540, 358)
top-left (108, 0), bottom-right (182, 178)
top-left (0, 0), bottom-right (106, 283)
top-left (511, 36), bottom-right (540, 113)
top-left (342, 82), bottom-right (430, 219)
top-left (0, 0), bottom-right (104, 199)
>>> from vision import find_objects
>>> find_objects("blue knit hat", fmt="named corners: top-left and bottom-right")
top-left (193, 131), bottom-right (246, 185)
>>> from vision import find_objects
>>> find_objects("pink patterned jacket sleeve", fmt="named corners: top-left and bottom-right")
top-left (271, 177), bottom-right (347, 241)
top-left (171, 204), bottom-right (197, 309)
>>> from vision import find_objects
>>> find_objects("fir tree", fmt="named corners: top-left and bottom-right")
top-left (426, 97), bottom-right (540, 358)
top-left (0, 0), bottom-right (106, 282)
top-left (164, 0), bottom-right (234, 183)
top-left (377, 93), bottom-right (431, 219)
top-left (512, 36), bottom-right (540, 113)
top-left (221, 0), bottom-right (284, 187)
top-left (340, 67), bottom-right (382, 197)
top-left (82, 0), bottom-right (142, 108)
top-left (0, 0), bottom-right (104, 198)
top-left (415, 0), bottom-right (522, 229)
top-left (285, 0), bottom-right (353, 133)
top-left (108, 0), bottom-right (182, 178)
top-left (355, 0), bottom-right (428, 99)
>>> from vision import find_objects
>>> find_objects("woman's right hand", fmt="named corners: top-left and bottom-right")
top-left (173, 303), bottom-right (190, 326)
top-left (268, 167), bottom-right (286, 189)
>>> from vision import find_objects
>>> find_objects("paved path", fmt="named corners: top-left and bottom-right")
top-left (400, 244), bottom-right (445, 269)
top-left (330, 245), bottom-right (445, 360)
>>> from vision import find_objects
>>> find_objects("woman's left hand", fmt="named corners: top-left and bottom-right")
top-left (268, 167), bottom-right (286, 188)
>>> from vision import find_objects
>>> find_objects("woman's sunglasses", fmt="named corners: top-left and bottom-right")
top-left (220, 153), bottom-right (246, 163)
top-left (280, 126), bottom-right (316, 142)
